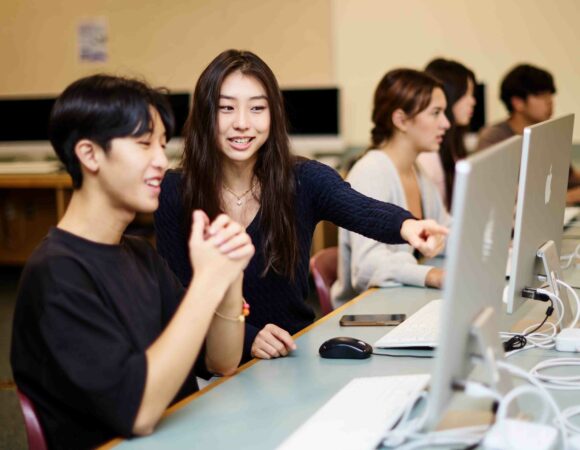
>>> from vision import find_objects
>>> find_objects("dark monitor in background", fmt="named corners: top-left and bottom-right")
top-left (166, 93), bottom-right (190, 139)
top-left (0, 97), bottom-right (56, 141)
top-left (282, 88), bottom-right (339, 136)
top-left (281, 88), bottom-right (343, 158)
top-left (0, 92), bottom-right (190, 159)
top-left (0, 93), bottom-right (190, 142)
top-left (469, 83), bottom-right (486, 133)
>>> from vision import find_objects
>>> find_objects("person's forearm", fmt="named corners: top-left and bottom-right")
top-left (133, 274), bottom-right (228, 435)
top-left (204, 274), bottom-right (245, 375)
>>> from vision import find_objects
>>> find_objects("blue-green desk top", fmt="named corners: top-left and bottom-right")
top-left (106, 239), bottom-right (580, 450)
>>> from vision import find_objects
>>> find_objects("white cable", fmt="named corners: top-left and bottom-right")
top-left (558, 405), bottom-right (580, 435)
top-left (556, 279), bottom-right (580, 328)
top-left (530, 358), bottom-right (580, 390)
top-left (497, 360), bottom-right (569, 450)
top-left (500, 290), bottom-right (563, 357)
top-left (381, 391), bottom-right (429, 448)
top-left (381, 388), bottom-right (492, 449)
top-left (496, 384), bottom-right (552, 425)
top-left (459, 380), bottom-right (504, 402)
top-left (560, 243), bottom-right (580, 269)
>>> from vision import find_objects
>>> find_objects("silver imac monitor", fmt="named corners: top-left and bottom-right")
top-left (426, 136), bottom-right (522, 429)
top-left (507, 115), bottom-right (575, 321)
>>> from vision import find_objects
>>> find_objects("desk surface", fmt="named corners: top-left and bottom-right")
top-left (102, 235), bottom-right (580, 450)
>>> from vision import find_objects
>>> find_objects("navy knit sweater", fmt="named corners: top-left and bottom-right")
top-left (154, 159), bottom-right (413, 361)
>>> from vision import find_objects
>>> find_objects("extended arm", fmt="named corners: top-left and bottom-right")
top-left (300, 160), bottom-right (447, 254)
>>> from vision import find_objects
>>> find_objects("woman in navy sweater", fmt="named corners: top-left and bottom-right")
top-left (155, 49), bottom-right (447, 362)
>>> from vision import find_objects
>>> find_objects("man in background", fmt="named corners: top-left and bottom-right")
top-left (478, 64), bottom-right (580, 203)
top-left (477, 63), bottom-right (555, 150)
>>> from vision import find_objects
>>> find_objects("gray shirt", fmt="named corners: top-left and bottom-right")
top-left (331, 150), bottom-right (452, 307)
top-left (476, 120), bottom-right (515, 150)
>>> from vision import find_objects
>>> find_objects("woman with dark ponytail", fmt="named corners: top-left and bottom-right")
top-left (155, 50), bottom-right (448, 363)
top-left (418, 58), bottom-right (477, 210)
top-left (332, 69), bottom-right (452, 307)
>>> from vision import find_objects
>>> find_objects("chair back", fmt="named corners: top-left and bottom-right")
top-left (309, 246), bottom-right (338, 316)
top-left (16, 388), bottom-right (48, 450)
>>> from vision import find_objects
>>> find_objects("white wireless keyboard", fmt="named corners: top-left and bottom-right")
top-left (374, 300), bottom-right (442, 348)
top-left (277, 374), bottom-right (430, 450)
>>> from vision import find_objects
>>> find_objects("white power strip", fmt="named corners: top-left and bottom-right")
top-left (556, 328), bottom-right (580, 352)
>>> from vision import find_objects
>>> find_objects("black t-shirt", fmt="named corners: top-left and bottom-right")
top-left (11, 227), bottom-right (199, 449)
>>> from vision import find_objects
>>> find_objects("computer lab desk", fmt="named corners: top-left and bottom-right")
top-left (0, 172), bottom-right (72, 264)
top-left (101, 240), bottom-right (580, 450)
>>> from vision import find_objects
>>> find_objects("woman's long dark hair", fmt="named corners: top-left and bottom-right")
top-left (425, 58), bottom-right (476, 210)
top-left (181, 49), bottom-right (298, 278)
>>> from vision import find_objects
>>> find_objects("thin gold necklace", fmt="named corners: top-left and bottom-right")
top-left (223, 181), bottom-right (257, 206)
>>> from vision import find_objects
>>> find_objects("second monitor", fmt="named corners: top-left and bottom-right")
top-left (507, 114), bottom-right (575, 322)
top-left (426, 135), bottom-right (522, 429)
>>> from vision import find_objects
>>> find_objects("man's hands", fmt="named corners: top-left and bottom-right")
top-left (251, 324), bottom-right (297, 359)
top-left (189, 210), bottom-right (255, 287)
top-left (400, 219), bottom-right (448, 259)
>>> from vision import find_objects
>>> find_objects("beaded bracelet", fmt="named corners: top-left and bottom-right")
top-left (214, 299), bottom-right (250, 322)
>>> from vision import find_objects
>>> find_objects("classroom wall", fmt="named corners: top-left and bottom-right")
top-left (0, 0), bottom-right (334, 95)
top-left (333, 0), bottom-right (580, 144)
top-left (2, 0), bottom-right (580, 143)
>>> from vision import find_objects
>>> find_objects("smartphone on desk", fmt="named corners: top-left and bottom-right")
top-left (339, 314), bottom-right (406, 326)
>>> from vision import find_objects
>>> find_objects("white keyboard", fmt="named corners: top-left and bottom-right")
top-left (374, 300), bottom-right (442, 348)
top-left (277, 374), bottom-right (430, 450)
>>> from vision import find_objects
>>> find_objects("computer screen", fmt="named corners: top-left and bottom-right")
top-left (281, 88), bottom-right (339, 136)
top-left (507, 115), bottom-right (575, 319)
top-left (0, 97), bottom-right (55, 141)
top-left (166, 93), bottom-right (190, 138)
top-left (0, 92), bottom-right (190, 142)
top-left (426, 136), bottom-right (522, 429)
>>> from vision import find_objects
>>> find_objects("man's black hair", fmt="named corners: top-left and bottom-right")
top-left (49, 74), bottom-right (175, 188)
top-left (500, 64), bottom-right (556, 113)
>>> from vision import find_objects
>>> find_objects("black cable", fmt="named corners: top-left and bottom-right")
top-left (502, 299), bottom-right (554, 352)
top-left (372, 352), bottom-right (433, 359)
top-left (524, 299), bottom-right (554, 336)
top-left (502, 335), bottom-right (527, 352)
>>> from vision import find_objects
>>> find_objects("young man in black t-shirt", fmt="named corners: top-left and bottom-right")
top-left (11, 75), bottom-right (255, 449)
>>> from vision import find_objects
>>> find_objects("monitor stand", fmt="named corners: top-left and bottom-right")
top-left (427, 306), bottom-right (517, 431)
top-left (470, 307), bottom-right (515, 407)
top-left (538, 240), bottom-right (574, 329)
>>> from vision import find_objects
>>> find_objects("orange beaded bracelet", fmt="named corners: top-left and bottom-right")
top-left (214, 299), bottom-right (250, 322)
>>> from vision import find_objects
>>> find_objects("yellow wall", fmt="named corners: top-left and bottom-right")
top-left (2, 0), bottom-right (580, 141)
top-left (333, 0), bottom-right (580, 144)
top-left (0, 0), bottom-right (333, 95)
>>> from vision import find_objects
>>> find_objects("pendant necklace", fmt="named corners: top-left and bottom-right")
top-left (223, 181), bottom-right (257, 206)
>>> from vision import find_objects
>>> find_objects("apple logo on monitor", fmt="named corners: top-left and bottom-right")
top-left (482, 208), bottom-right (495, 262)
top-left (545, 164), bottom-right (553, 205)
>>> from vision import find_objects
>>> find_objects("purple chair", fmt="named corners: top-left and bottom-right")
top-left (16, 388), bottom-right (48, 450)
top-left (309, 247), bottom-right (338, 316)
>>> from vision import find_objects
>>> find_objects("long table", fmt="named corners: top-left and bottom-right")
top-left (101, 238), bottom-right (580, 449)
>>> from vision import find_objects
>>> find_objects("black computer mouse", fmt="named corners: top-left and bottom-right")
top-left (319, 337), bottom-right (373, 359)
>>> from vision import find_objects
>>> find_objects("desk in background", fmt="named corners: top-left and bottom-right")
top-left (0, 172), bottom-right (72, 264)
top-left (0, 172), bottom-right (155, 264)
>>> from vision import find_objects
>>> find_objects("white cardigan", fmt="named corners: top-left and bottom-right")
top-left (331, 150), bottom-right (452, 307)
